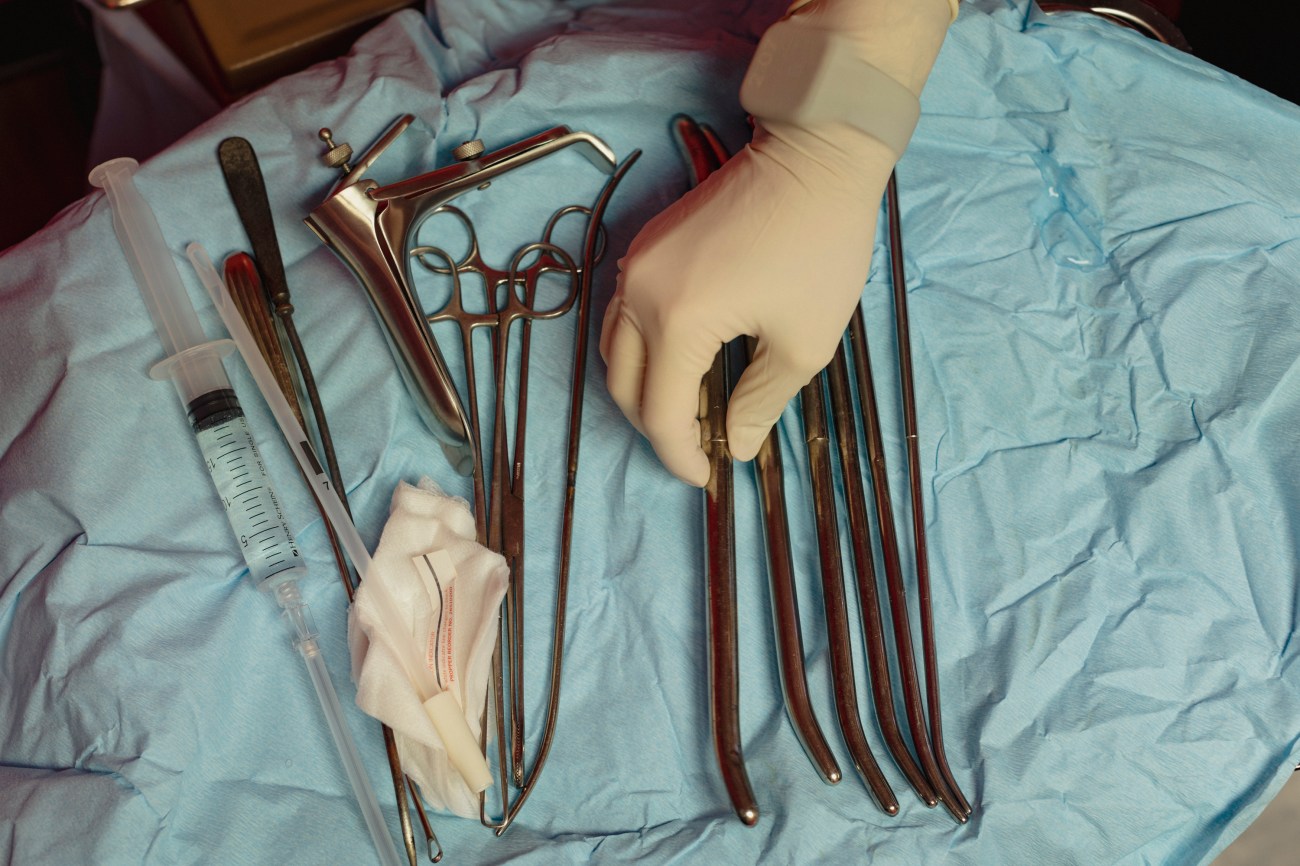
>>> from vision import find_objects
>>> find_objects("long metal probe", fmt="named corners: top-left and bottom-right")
top-left (748, 360), bottom-right (843, 787)
top-left (885, 172), bottom-right (972, 818)
top-left (701, 339), bottom-right (760, 826)
top-left (678, 117), bottom-right (839, 787)
top-left (670, 119), bottom-right (759, 824)
top-left (825, 343), bottom-right (937, 806)
top-left (800, 374), bottom-right (897, 814)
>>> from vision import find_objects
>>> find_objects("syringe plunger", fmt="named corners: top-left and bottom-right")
top-left (89, 157), bottom-right (231, 408)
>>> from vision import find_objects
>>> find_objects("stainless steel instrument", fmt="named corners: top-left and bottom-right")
top-left (217, 138), bottom-right (441, 864)
top-left (305, 116), bottom-right (617, 475)
top-left (673, 113), bottom-right (972, 826)
top-left (307, 115), bottom-right (634, 836)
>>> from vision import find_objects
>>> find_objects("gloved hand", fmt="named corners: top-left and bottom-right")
top-left (600, 0), bottom-right (953, 486)
top-left (600, 125), bottom-right (895, 485)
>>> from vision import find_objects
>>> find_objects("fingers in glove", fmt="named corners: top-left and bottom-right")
top-left (602, 304), bottom-right (649, 435)
top-left (598, 291), bottom-right (624, 364)
top-left (639, 339), bottom-right (713, 487)
top-left (726, 337), bottom-right (832, 461)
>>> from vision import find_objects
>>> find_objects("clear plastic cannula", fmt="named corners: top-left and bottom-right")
top-left (89, 158), bottom-right (403, 866)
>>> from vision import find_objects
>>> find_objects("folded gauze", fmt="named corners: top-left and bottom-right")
top-left (349, 478), bottom-right (509, 817)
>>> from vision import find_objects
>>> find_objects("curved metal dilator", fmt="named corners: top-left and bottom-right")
top-left (304, 115), bottom-right (617, 475)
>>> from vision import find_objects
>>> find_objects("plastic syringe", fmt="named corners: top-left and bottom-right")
top-left (89, 158), bottom-right (403, 866)
top-left (186, 242), bottom-right (492, 795)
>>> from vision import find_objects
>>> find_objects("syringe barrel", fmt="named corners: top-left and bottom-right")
top-left (193, 401), bottom-right (307, 588)
top-left (90, 157), bottom-right (230, 405)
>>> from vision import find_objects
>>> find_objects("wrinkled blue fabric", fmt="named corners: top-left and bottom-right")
top-left (4, 1), bottom-right (1300, 863)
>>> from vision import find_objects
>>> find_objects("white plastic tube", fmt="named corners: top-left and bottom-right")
top-left (274, 579), bottom-right (404, 866)
top-left (186, 244), bottom-right (373, 573)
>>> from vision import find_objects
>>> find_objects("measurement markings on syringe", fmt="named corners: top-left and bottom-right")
top-left (195, 411), bottom-right (301, 581)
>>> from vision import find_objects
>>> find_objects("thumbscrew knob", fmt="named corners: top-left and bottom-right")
top-left (318, 128), bottom-right (354, 173)
top-left (453, 139), bottom-right (485, 161)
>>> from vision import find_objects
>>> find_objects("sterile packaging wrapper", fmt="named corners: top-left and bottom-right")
top-left (348, 479), bottom-right (508, 817)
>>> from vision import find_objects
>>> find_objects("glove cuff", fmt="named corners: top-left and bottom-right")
top-left (787, 0), bottom-right (959, 23)
top-left (739, 14), bottom-right (921, 160)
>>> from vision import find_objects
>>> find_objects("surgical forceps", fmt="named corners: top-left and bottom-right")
top-left (412, 205), bottom-right (587, 788)
top-left (483, 154), bottom-right (638, 833)
top-left (413, 205), bottom-right (590, 533)
top-left (446, 155), bottom-right (636, 835)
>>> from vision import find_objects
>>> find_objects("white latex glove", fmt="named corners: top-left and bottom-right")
top-left (599, 0), bottom-right (952, 486)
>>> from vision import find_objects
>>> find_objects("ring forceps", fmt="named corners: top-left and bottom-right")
top-left (412, 204), bottom-right (589, 788)
top-left (416, 157), bottom-right (636, 835)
